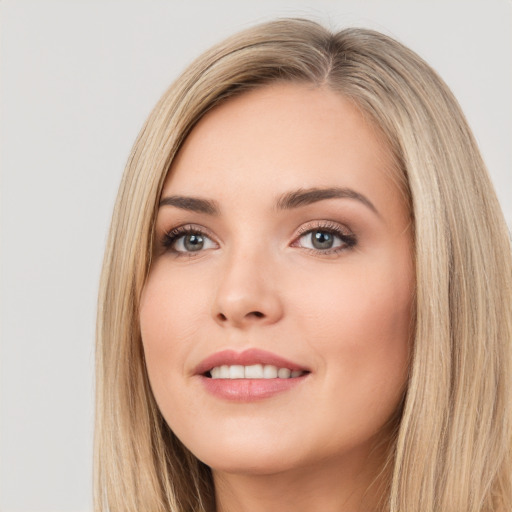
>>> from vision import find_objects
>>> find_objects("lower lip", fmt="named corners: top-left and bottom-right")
top-left (198, 375), bottom-right (308, 401)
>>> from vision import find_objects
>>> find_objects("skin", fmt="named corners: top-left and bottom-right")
top-left (140, 83), bottom-right (414, 512)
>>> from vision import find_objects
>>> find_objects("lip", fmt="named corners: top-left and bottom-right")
top-left (194, 348), bottom-right (310, 402)
top-left (194, 348), bottom-right (309, 376)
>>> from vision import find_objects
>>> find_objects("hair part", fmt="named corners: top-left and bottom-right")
top-left (95, 18), bottom-right (512, 512)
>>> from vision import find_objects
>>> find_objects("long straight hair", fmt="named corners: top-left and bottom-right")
top-left (95, 19), bottom-right (512, 512)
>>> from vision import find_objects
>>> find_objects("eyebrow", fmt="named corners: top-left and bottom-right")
top-left (159, 195), bottom-right (220, 215)
top-left (276, 187), bottom-right (380, 216)
top-left (159, 186), bottom-right (379, 217)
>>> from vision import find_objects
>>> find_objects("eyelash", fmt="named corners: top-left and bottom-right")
top-left (293, 221), bottom-right (357, 255)
top-left (161, 221), bottom-right (357, 257)
top-left (161, 224), bottom-right (215, 254)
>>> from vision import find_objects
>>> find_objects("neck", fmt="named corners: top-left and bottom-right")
top-left (212, 442), bottom-right (392, 512)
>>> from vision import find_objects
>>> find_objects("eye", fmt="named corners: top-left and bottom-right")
top-left (303, 230), bottom-right (340, 250)
top-left (173, 232), bottom-right (215, 252)
top-left (163, 226), bottom-right (218, 254)
top-left (294, 223), bottom-right (357, 254)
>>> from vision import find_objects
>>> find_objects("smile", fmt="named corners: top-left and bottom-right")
top-left (196, 349), bottom-right (310, 401)
top-left (209, 364), bottom-right (306, 379)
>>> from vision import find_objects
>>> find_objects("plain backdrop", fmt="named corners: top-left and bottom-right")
top-left (1, 1), bottom-right (510, 511)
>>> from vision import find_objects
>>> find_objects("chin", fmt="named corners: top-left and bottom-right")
top-left (178, 428), bottom-right (308, 476)
top-left (201, 448), bottom-right (303, 476)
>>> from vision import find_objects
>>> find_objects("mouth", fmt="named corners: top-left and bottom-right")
top-left (196, 348), bottom-right (310, 401)
top-left (207, 364), bottom-right (307, 379)
top-left (195, 348), bottom-right (310, 378)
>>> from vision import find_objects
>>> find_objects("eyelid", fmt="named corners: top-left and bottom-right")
top-left (157, 220), bottom-right (356, 257)
top-left (161, 223), bottom-right (219, 254)
top-left (291, 220), bottom-right (357, 254)
top-left (294, 220), bottom-right (352, 237)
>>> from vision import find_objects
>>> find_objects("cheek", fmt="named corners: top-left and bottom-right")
top-left (296, 254), bottom-right (412, 340)
top-left (292, 253), bottom-right (413, 406)
top-left (139, 264), bottom-right (206, 390)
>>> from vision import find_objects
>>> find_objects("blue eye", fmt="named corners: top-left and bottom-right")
top-left (163, 227), bottom-right (217, 254)
top-left (303, 230), bottom-right (339, 250)
top-left (296, 225), bottom-right (356, 253)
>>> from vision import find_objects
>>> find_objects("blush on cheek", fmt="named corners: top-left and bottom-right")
top-left (299, 268), bottom-right (412, 382)
top-left (141, 270), bottom-right (206, 344)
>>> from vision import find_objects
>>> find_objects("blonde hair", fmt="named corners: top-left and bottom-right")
top-left (95, 18), bottom-right (512, 512)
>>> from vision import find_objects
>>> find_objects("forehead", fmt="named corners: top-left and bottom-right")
top-left (163, 83), bottom-right (402, 216)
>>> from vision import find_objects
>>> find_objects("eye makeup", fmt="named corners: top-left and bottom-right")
top-left (292, 220), bottom-right (357, 256)
top-left (159, 219), bottom-right (357, 259)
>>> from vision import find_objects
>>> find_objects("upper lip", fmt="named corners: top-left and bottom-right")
top-left (194, 348), bottom-right (309, 375)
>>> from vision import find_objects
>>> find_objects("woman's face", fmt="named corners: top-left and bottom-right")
top-left (140, 83), bottom-right (414, 476)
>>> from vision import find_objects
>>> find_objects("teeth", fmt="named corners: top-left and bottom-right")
top-left (209, 364), bottom-right (306, 379)
top-left (229, 365), bottom-right (245, 379)
top-left (263, 364), bottom-right (278, 378)
top-left (277, 368), bottom-right (291, 378)
top-left (245, 364), bottom-right (263, 378)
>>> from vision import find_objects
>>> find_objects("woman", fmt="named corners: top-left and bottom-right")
top-left (95, 18), bottom-right (512, 512)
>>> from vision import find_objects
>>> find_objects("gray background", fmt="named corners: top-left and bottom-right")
top-left (1, 1), bottom-right (510, 511)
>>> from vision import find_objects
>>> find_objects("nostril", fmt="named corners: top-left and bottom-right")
top-left (216, 311), bottom-right (265, 322)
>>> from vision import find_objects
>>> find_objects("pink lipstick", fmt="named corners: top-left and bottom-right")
top-left (195, 348), bottom-right (310, 401)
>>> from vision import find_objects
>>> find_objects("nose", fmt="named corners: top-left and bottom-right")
top-left (213, 250), bottom-right (284, 328)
